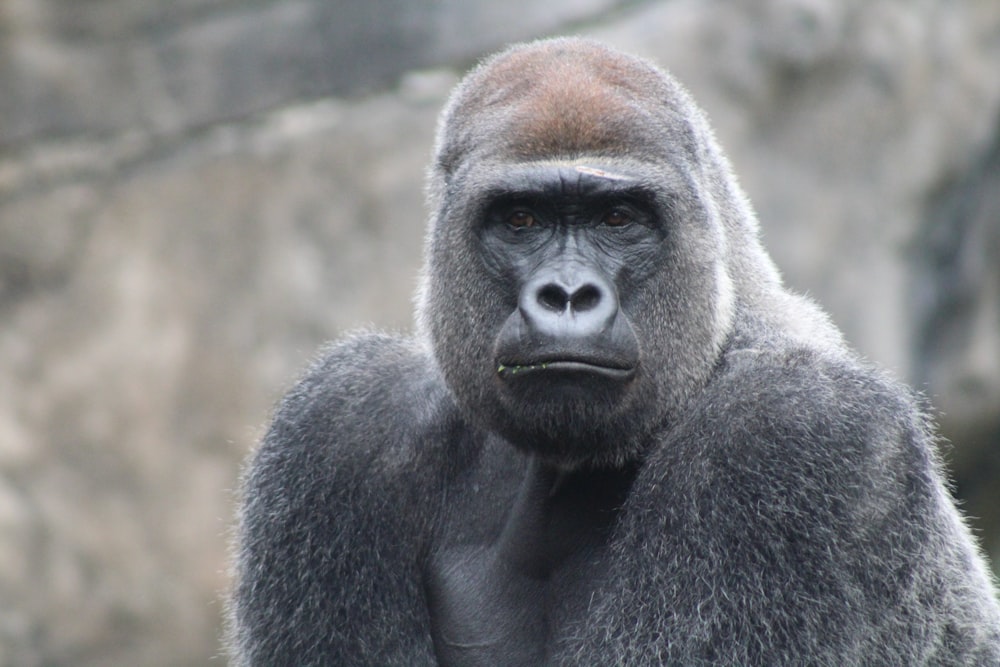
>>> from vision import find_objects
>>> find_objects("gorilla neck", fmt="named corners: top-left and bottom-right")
top-left (426, 455), bottom-right (638, 665)
top-left (497, 455), bottom-right (639, 576)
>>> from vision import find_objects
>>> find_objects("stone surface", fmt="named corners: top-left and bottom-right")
top-left (0, 86), bottom-right (447, 665)
top-left (1, 0), bottom-right (998, 664)
top-left (0, 0), bottom-right (626, 148)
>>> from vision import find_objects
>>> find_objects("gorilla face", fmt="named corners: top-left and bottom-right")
top-left (483, 165), bottom-right (655, 408)
top-left (486, 165), bottom-right (662, 378)
top-left (422, 40), bottom-right (734, 467)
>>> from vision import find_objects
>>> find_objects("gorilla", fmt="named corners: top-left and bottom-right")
top-left (229, 38), bottom-right (1000, 665)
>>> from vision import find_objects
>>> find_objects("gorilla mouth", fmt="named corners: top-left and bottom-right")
top-left (496, 358), bottom-right (636, 382)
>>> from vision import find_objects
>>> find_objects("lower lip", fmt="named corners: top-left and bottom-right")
top-left (497, 360), bottom-right (635, 382)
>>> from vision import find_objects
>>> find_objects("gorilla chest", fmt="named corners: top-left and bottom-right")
top-left (425, 459), bottom-right (635, 666)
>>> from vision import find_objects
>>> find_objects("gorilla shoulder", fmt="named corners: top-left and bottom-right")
top-left (708, 340), bottom-right (927, 470)
top-left (261, 332), bottom-right (457, 468)
top-left (239, 332), bottom-right (458, 565)
top-left (231, 332), bottom-right (455, 665)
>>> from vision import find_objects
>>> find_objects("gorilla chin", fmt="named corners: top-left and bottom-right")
top-left (492, 363), bottom-right (645, 468)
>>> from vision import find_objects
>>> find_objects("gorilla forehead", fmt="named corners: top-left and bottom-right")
top-left (470, 162), bottom-right (650, 202)
top-left (438, 38), bottom-right (701, 170)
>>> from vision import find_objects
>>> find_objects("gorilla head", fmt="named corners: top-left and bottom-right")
top-left (419, 39), bottom-right (792, 467)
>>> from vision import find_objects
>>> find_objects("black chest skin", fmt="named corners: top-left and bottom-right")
top-left (424, 450), bottom-right (638, 667)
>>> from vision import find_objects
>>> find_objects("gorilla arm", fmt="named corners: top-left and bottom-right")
top-left (228, 333), bottom-right (450, 666)
top-left (563, 343), bottom-right (1000, 666)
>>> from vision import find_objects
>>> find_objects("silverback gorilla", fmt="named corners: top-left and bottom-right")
top-left (229, 39), bottom-right (1000, 665)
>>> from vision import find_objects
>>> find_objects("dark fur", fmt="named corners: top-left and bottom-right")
top-left (229, 39), bottom-right (1000, 665)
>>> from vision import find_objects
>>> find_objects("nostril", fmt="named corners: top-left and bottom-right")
top-left (571, 284), bottom-right (602, 312)
top-left (537, 284), bottom-right (570, 312)
top-left (519, 273), bottom-right (619, 338)
top-left (535, 283), bottom-right (604, 313)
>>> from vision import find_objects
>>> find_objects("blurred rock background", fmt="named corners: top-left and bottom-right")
top-left (0, 0), bottom-right (998, 664)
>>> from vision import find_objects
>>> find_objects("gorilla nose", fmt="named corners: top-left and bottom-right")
top-left (536, 283), bottom-right (602, 314)
top-left (521, 270), bottom-right (618, 338)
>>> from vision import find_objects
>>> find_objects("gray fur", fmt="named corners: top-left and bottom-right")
top-left (229, 38), bottom-right (1000, 665)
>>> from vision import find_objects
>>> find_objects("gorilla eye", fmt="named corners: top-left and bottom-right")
top-left (507, 210), bottom-right (536, 228)
top-left (602, 207), bottom-right (632, 227)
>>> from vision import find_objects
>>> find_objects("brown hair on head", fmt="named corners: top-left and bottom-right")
top-left (439, 38), bottom-right (681, 169)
